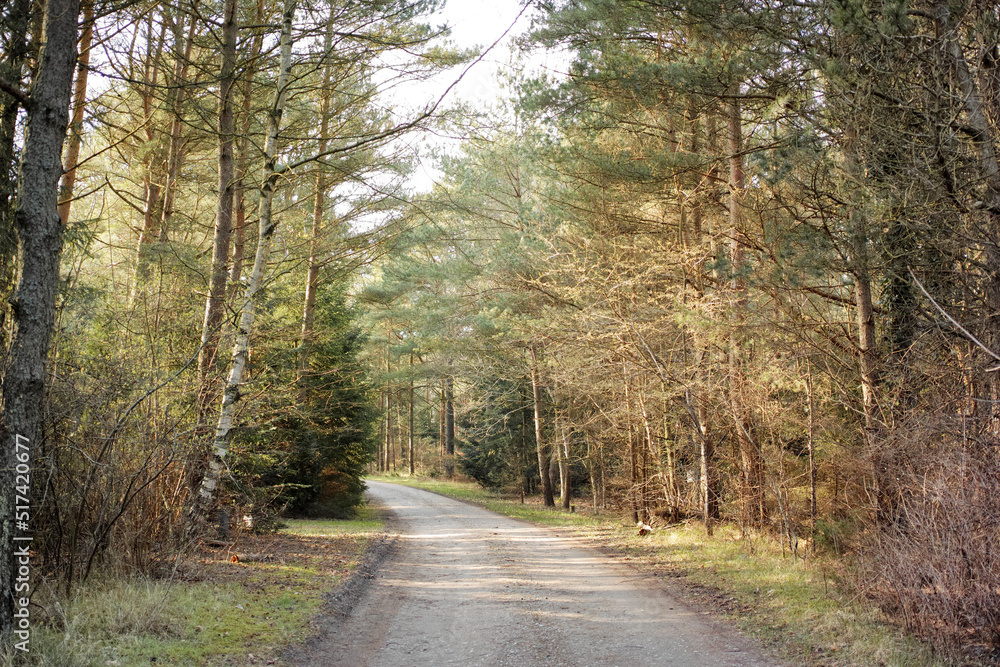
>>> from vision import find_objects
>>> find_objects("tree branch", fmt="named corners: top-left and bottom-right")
top-left (909, 268), bottom-right (1000, 371)
top-left (285, 3), bottom-right (531, 173)
top-left (0, 76), bottom-right (29, 107)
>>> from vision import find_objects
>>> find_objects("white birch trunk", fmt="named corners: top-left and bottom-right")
top-left (187, 0), bottom-right (296, 536)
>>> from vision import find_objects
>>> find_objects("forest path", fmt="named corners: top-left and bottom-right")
top-left (285, 481), bottom-right (783, 667)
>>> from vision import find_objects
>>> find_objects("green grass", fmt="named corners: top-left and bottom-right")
top-left (368, 474), bottom-right (943, 667)
top-left (281, 505), bottom-right (382, 536)
top-left (4, 514), bottom-right (383, 667)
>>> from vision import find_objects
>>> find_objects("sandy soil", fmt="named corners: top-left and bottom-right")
top-left (284, 481), bottom-right (785, 667)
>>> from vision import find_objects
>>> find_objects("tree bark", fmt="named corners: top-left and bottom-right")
top-left (555, 411), bottom-right (570, 509)
top-left (384, 349), bottom-right (393, 472)
top-left (0, 0), bottom-right (33, 343)
top-left (623, 358), bottom-right (639, 521)
top-left (186, 0), bottom-right (295, 536)
top-left (133, 14), bottom-right (167, 289)
top-left (439, 378), bottom-right (446, 456)
top-left (56, 0), bottom-right (93, 225)
top-left (229, 0), bottom-right (264, 293)
top-left (727, 96), bottom-right (765, 529)
top-left (198, 0), bottom-right (239, 408)
top-left (444, 374), bottom-right (455, 478)
top-left (158, 6), bottom-right (198, 244)
top-left (0, 0), bottom-right (79, 632)
top-left (409, 368), bottom-right (415, 475)
top-left (299, 14), bottom-right (336, 387)
top-left (529, 344), bottom-right (554, 506)
top-left (934, 1), bottom-right (1000, 413)
top-left (698, 393), bottom-right (718, 532)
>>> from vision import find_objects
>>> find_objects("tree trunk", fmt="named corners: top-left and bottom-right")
top-left (133, 15), bottom-right (167, 290)
top-left (445, 376), bottom-right (455, 455)
top-left (640, 400), bottom-right (670, 516)
top-left (521, 385), bottom-right (532, 495)
top-left (186, 0), bottom-right (295, 536)
top-left (299, 15), bottom-right (336, 387)
top-left (806, 359), bottom-right (817, 544)
top-left (439, 378), bottom-right (446, 456)
top-left (56, 0), bottom-right (93, 225)
top-left (409, 378), bottom-right (415, 475)
top-left (229, 0), bottom-right (265, 293)
top-left (0, 0), bottom-right (79, 632)
top-left (198, 0), bottom-right (239, 409)
top-left (623, 358), bottom-right (639, 522)
top-left (158, 8), bottom-right (198, 244)
top-left (384, 387), bottom-right (393, 472)
top-left (727, 96), bottom-right (765, 529)
top-left (0, 0), bottom-right (33, 344)
top-left (698, 398), bottom-right (717, 533)
top-left (384, 344), bottom-right (392, 471)
top-left (586, 431), bottom-right (598, 513)
top-left (529, 344), bottom-right (554, 506)
top-left (934, 0), bottom-right (1000, 416)
top-left (556, 413), bottom-right (570, 509)
top-left (444, 374), bottom-right (455, 477)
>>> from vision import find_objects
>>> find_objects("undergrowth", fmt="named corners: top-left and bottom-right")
top-left (0, 510), bottom-right (381, 667)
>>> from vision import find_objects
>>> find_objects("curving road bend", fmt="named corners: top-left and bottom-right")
top-left (294, 481), bottom-right (783, 667)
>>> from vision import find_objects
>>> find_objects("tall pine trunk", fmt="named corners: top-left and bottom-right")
top-left (299, 14), bottom-right (336, 387)
top-left (530, 344), bottom-right (554, 506)
top-left (0, 0), bottom-right (80, 632)
top-left (56, 0), bottom-right (93, 225)
top-left (133, 14), bottom-right (167, 291)
top-left (158, 9), bottom-right (198, 245)
top-left (726, 96), bottom-right (765, 529)
top-left (198, 0), bottom-right (239, 409)
top-left (229, 0), bottom-right (265, 293)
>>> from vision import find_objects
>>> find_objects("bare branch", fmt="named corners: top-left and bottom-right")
top-left (909, 268), bottom-right (1000, 370)
top-left (285, 3), bottom-right (532, 174)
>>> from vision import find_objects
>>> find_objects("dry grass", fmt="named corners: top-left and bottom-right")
top-left (2, 513), bottom-right (382, 666)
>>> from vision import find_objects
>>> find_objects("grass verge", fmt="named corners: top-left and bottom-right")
top-left (368, 474), bottom-right (943, 667)
top-left (5, 508), bottom-right (382, 667)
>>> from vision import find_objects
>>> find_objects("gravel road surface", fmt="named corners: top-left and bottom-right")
top-left (287, 481), bottom-right (783, 666)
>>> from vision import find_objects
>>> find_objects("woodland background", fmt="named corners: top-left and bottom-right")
top-left (2, 0), bottom-right (1000, 655)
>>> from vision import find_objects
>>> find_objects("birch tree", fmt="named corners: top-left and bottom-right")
top-left (187, 0), bottom-right (297, 534)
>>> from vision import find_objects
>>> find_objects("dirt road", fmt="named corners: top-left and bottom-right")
top-left (286, 481), bottom-right (783, 666)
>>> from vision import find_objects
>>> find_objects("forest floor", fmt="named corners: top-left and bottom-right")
top-left (17, 513), bottom-right (384, 667)
top-left (360, 475), bottom-right (948, 667)
top-left (13, 479), bottom-right (955, 667)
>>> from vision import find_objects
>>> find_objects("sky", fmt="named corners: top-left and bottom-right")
top-left (428, 0), bottom-right (537, 107)
top-left (383, 0), bottom-right (562, 192)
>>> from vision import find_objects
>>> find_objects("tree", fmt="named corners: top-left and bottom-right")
top-left (0, 0), bottom-right (80, 634)
top-left (187, 0), bottom-right (467, 530)
top-left (187, 0), bottom-right (297, 535)
top-left (0, 0), bottom-right (32, 344)
top-left (197, 0), bottom-right (239, 404)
